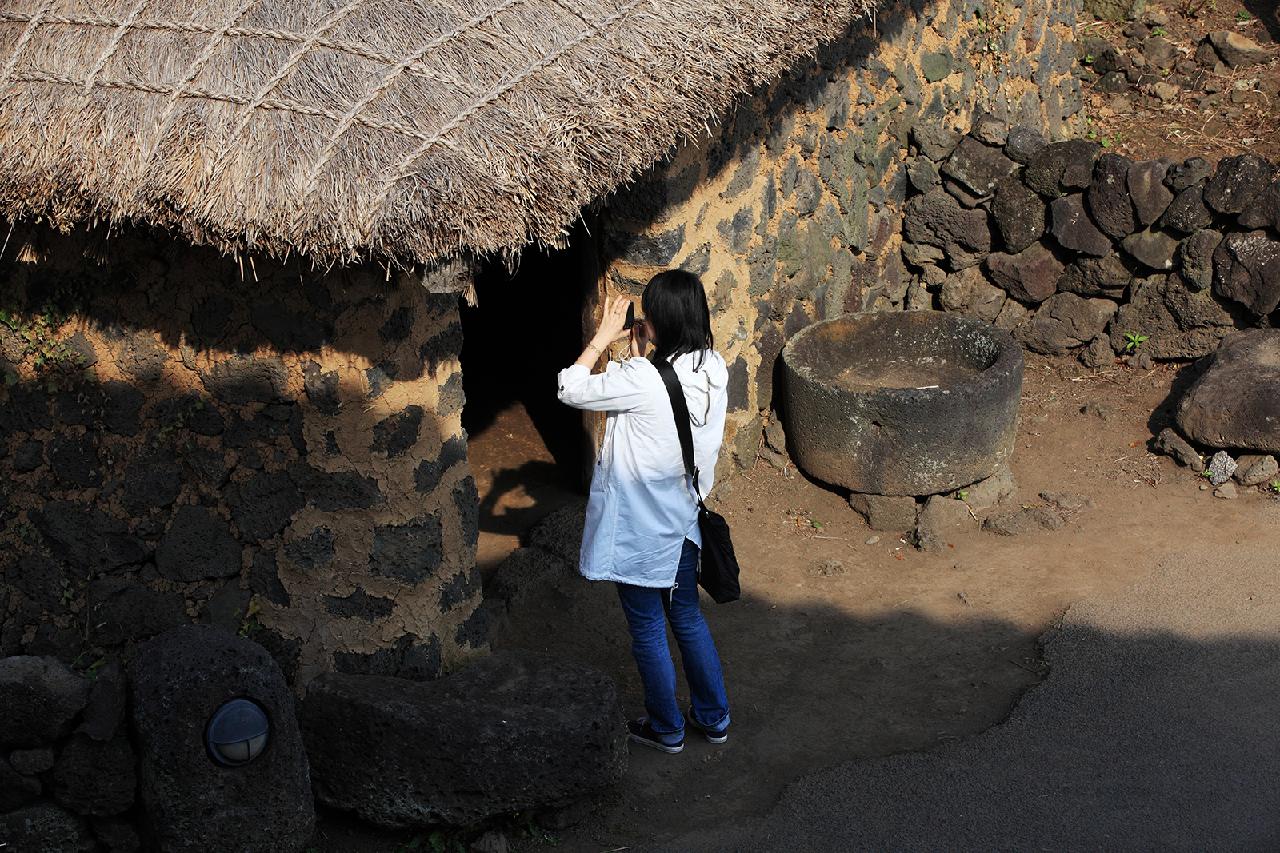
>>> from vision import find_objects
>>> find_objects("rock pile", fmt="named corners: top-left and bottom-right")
top-left (902, 118), bottom-right (1276, 364)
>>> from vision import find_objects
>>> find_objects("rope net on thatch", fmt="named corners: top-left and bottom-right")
top-left (0, 0), bottom-right (873, 267)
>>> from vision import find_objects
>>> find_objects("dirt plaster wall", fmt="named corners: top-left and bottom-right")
top-left (0, 225), bottom-right (485, 688)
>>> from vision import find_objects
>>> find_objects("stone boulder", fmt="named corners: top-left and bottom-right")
top-left (1160, 184), bottom-right (1213, 234)
top-left (1085, 153), bottom-right (1137, 240)
top-left (938, 266), bottom-right (1006, 322)
top-left (1180, 229), bottom-right (1222, 291)
top-left (1121, 228), bottom-right (1181, 271)
top-left (1239, 179), bottom-right (1280, 231)
top-left (1212, 231), bottom-right (1280, 317)
top-left (0, 804), bottom-right (94, 853)
top-left (986, 244), bottom-right (1064, 304)
top-left (1127, 159), bottom-right (1175, 226)
top-left (902, 189), bottom-right (992, 270)
top-left (1206, 31), bottom-right (1271, 69)
top-left (129, 626), bottom-right (314, 853)
top-left (991, 176), bottom-right (1046, 253)
top-left (1177, 331), bottom-right (1280, 454)
top-left (1109, 275), bottom-right (1238, 359)
top-left (1050, 194), bottom-right (1112, 257)
top-left (1018, 293), bottom-right (1118, 354)
top-left (1203, 154), bottom-right (1275, 215)
top-left (1057, 253), bottom-right (1133, 298)
top-left (301, 652), bottom-right (627, 828)
top-left (1024, 140), bottom-right (1101, 199)
top-left (0, 656), bottom-right (90, 747)
top-left (941, 137), bottom-right (1016, 198)
top-left (51, 734), bottom-right (136, 816)
top-left (848, 494), bottom-right (920, 532)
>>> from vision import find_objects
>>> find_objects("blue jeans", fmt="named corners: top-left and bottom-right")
top-left (615, 539), bottom-right (730, 743)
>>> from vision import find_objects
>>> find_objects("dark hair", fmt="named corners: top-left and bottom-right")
top-left (641, 269), bottom-right (713, 369)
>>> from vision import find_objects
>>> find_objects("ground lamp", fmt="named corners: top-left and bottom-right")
top-left (205, 698), bottom-right (270, 766)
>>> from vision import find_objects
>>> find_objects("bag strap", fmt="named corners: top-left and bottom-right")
top-left (653, 357), bottom-right (707, 509)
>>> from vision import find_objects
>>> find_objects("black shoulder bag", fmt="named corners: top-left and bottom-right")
top-left (654, 358), bottom-right (741, 604)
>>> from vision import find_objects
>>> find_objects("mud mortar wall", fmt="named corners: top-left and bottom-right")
top-left (0, 225), bottom-right (485, 688)
top-left (600, 0), bottom-right (1084, 479)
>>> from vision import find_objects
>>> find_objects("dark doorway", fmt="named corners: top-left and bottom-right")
top-left (461, 225), bottom-right (599, 572)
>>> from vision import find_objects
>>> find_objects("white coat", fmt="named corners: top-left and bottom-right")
top-left (556, 350), bottom-right (729, 588)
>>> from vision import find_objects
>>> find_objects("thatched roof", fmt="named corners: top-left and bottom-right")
top-left (0, 0), bottom-right (872, 267)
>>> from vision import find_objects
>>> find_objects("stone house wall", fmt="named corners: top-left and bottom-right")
top-left (0, 224), bottom-right (486, 688)
top-left (600, 0), bottom-right (1085, 477)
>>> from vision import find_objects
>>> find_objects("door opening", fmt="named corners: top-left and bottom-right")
top-left (461, 225), bottom-right (600, 573)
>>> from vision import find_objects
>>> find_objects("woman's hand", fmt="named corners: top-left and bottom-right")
top-left (592, 295), bottom-right (632, 349)
top-left (573, 294), bottom-right (634, 369)
top-left (629, 317), bottom-right (651, 358)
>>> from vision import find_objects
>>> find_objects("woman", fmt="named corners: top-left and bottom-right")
top-left (556, 269), bottom-right (731, 754)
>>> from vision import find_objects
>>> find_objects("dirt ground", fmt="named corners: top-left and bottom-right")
top-left (312, 354), bottom-right (1280, 852)
top-left (1081, 0), bottom-right (1279, 162)
top-left (491, 353), bottom-right (1279, 852)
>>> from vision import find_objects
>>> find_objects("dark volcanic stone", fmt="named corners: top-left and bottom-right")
top-left (371, 405), bottom-right (423, 457)
top-left (13, 439), bottom-right (44, 472)
top-left (1050, 193), bottom-right (1113, 257)
top-left (86, 578), bottom-right (187, 646)
top-left (1024, 140), bottom-right (1102, 198)
top-left (910, 123), bottom-right (961, 161)
top-left (1127, 159), bottom-right (1175, 226)
top-left (121, 451), bottom-right (183, 514)
top-left (991, 176), bottom-right (1046, 253)
top-left (941, 137), bottom-right (1016, 197)
top-left (1003, 125), bottom-right (1046, 164)
top-left (986, 244), bottom-right (1066, 304)
top-left (1203, 155), bottom-right (1275, 215)
top-left (1121, 228), bottom-right (1182, 271)
top-left (369, 517), bottom-right (443, 584)
top-left (32, 502), bottom-right (146, 574)
top-left (91, 817), bottom-right (141, 853)
top-left (902, 189), bottom-right (991, 269)
top-left (1166, 157), bottom-right (1212, 192)
top-left (284, 526), bottom-right (335, 571)
top-left (52, 734), bottom-right (136, 816)
top-left (613, 225), bottom-right (686, 266)
top-left (1213, 231), bottom-right (1280, 316)
top-left (727, 356), bottom-right (749, 411)
top-left (7, 552), bottom-right (69, 609)
top-left (129, 626), bottom-right (314, 853)
top-left (199, 356), bottom-right (287, 404)
top-left (0, 804), bottom-right (94, 853)
top-left (438, 569), bottom-right (481, 613)
top-left (414, 435), bottom-right (468, 494)
top-left (1017, 293), bottom-right (1118, 354)
top-left (0, 656), bottom-right (90, 747)
top-left (249, 550), bottom-right (289, 607)
top-left (1181, 229), bottom-right (1223, 291)
top-left (76, 663), bottom-right (126, 742)
top-left (1239, 179), bottom-right (1280, 231)
top-left (0, 754), bottom-right (42, 811)
top-left (324, 588), bottom-right (395, 621)
top-left (300, 652), bottom-right (626, 828)
top-left (1085, 154), bottom-right (1137, 240)
top-left (1160, 184), bottom-right (1214, 234)
top-left (156, 505), bottom-right (242, 582)
top-left (1177, 331), bottom-right (1280, 453)
top-left (289, 464), bottom-right (384, 511)
top-left (453, 475), bottom-right (479, 552)
top-left (1057, 254), bottom-right (1133, 297)
top-left (1109, 275), bottom-right (1238, 359)
top-left (49, 435), bottom-right (102, 488)
top-left (302, 362), bottom-right (341, 415)
top-left (229, 471), bottom-right (304, 541)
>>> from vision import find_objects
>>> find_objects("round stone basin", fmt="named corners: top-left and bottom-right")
top-left (781, 311), bottom-right (1024, 496)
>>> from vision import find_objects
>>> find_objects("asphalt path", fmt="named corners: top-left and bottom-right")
top-left (660, 545), bottom-right (1280, 851)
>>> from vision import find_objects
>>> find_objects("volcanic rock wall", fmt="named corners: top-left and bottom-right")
top-left (600, 0), bottom-right (1086, 478)
top-left (0, 225), bottom-right (485, 688)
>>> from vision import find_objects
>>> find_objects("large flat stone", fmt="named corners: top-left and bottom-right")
top-left (301, 652), bottom-right (626, 828)
top-left (1177, 330), bottom-right (1280, 453)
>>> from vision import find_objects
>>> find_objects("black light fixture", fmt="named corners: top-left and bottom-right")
top-left (205, 698), bottom-right (270, 767)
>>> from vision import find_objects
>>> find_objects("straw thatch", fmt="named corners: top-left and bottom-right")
top-left (0, 0), bottom-right (873, 267)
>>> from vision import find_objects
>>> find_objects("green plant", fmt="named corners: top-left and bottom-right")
top-left (1236, 10), bottom-right (1252, 22)
top-left (1123, 331), bottom-right (1149, 353)
top-left (1151, 25), bottom-right (1167, 36)
top-left (958, 489), bottom-right (970, 501)
top-left (0, 305), bottom-right (86, 391)
top-left (1269, 479), bottom-right (1280, 494)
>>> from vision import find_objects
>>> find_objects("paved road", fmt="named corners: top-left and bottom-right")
top-left (661, 546), bottom-right (1280, 851)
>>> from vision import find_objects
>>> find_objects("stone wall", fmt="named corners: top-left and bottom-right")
top-left (0, 224), bottom-right (485, 689)
top-left (599, 0), bottom-right (1085, 478)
